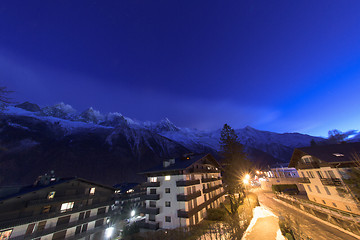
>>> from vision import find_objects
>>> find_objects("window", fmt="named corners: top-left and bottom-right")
top-left (25, 224), bottom-right (36, 235)
top-left (78, 212), bottom-right (85, 220)
top-left (149, 214), bottom-right (156, 221)
top-left (85, 210), bottom-right (91, 218)
top-left (89, 188), bottom-right (95, 195)
top-left (165, 175), bottom-right (171, 181)
top-left (81, 223), bottom-right (88, 233)
top-left (37, 221), bottom-right (46, 232)
top-left (52, 230), bottom-right (67, 240)
top-left (307, 171), bottom-right (315, 178)
top-left (150, 189), bottom-right (156, 194)
top-left (313, 198), bottom-right (317, 202)
top-left (56, 216), bottom-right (70, 226)
top-left (165, 201), bottom-right (171, 207)
top-left (316, 171), bottom-right (324, 179)
top-left (60, 202), bottom-right (74, 213)
top-left (346, 205), bottom-right (352, 211)
top-left (322, 200), bottom-right (326, 204)
top-left (324, 187), bottom-right (331, 195)
top-left (332, 202), bottom-right (337, 207)
top-left (42, 205), bottom-right (51, 213)
top-left (75, 226), bottom-right (81, 235)
top-left (149, 177), bottom-right (157, 182)
top-left (300, 172), bottom-right (306, 178)
top-left (165, 188), bottom-right (170, 193)
top-left (47, 191), bottom-right (55, 199)
top-left (95, 219), bottom-right (104, 227)
top-left (328, 170), bottom-right (336, 178)
top-left (315, 185), bottom-right (321, 194)
top-left (165, 216), bottom-right (171, 222)
top-left (302, 156), bottom-right (313, 163)
top-left (307, 185), bottom-right (312, 192)
top-left (149, 201), bottom-right (156, 207)
top-left (0, 229), bottom-right (12, 240)
top-left (97, 207), bottom-right (106, 215)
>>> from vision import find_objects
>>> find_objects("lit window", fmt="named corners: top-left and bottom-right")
top-left (60, 202), bottom-right (74, 213)
top-left (149, 177), bottom-right (157, 182)
top-left (47, 191), bottom-right (55, 199)
top-left (0, 229), bottom-right (13, 239)
top-left (165, 175), bottom-right (171, 181)
top-left (89, 188), bottom-right (95, 195)
top-left (42, 205), bottom-right (51, 213)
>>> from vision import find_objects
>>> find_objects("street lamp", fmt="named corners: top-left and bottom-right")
top-left (105, 226), bottom-right (114, 239)
top-left (130, 210), bottom-right (135, 218)
top-left (243, 174), bottom-right (251, 207)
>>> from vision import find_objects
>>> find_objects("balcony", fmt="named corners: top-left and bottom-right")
top-left (203, 184), bottom-right (222, 194)
top-left (177, 191), bottom-right (201, 201)
top-left (298, 177), bottom-right (311, 184)
top-left (177, 191), bottom-right (226, 218)
top-left (141, 194), bottom-right (160, 201)
top-left (321, 178), bottom-right (343, 187)
top-left (143, 182), bottom-right (160, 187)
top-left (176, 179), bottom-right (200, 187)
top-left (202, 177), bottom-right (220, 183)
top-left (142, 207), bottom-right (160, 215)
top-left (137, 221), bottom-right (160, 230)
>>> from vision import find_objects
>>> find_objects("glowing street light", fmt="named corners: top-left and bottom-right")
top-left (245, 174), bottom-right (250, 180)
top-left (105, 227), bottom-right (114, 239)
top-left (243, 179), bottom-right (249, 185)
top-left (130, 210), bottom-right (136, 217)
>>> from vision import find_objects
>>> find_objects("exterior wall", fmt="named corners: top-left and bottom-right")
top-left (262, 168), bottom-right (305, 192)
top-left (145, 170), bottom-right (225, 230)
top-left (298, 167), bottom-right (360, 214)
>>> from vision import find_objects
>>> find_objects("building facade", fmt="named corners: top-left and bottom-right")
top-left (139, 154), bottom-right (226, 230)
top-left (113, 183), bottom-right (146, 218)
top-left (262, 167), bottom-right (305, 192)
top-left (289, 142), bottom-right (360, 214)
top-left (0, 175), bottom-right (114, 240)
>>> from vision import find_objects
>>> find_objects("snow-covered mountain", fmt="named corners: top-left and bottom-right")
top-left (0, 102), bottom-right (325, 185)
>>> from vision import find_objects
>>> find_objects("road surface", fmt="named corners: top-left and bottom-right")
top-left (255, 189), bottom-right (359, 240)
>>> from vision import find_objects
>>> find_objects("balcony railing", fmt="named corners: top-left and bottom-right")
top-left (203, 184), bottom-right (222, 194)
top-left (202, 177), bottom-right (220, 183)
top-left (141, 207), bottom-right (160, 215)
top-left (141, 194), bottom-right (160, 201)
top-left (143, 182), bottom-right (160, 187)
top-left (321, 178), bottom-right (343, 186)
top-left (176, 179), bottom-right (200, 187)
top-left (177, 191), bottom-right (226, 218)
top-left (298, 177), bottom-right (311, 184)
top-left (296, 162), bottom-right (320, 169)
top-left (177, 191), bottom-right (201, 201)
top-left (137, 221), bottom-right (160, 230)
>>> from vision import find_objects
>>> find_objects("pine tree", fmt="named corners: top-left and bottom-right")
top-left (219, 123), bottom-right (250, 193)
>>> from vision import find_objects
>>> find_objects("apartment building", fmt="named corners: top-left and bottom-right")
top-left (289, 142), bottom-right (360, 214)
top-left (113, 183), bottom-right (146, 217)
top-left (139, 153), bottom-right (225, 230)
top-left (262, 167), bottom-right (305, 192)
top-left (0, 174), bottom-right (114, 240)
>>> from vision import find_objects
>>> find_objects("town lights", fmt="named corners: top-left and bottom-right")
top-left (105, 227), bottom-right (114, 239)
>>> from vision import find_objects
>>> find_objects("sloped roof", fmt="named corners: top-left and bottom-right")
top-left (139, 153), bottom-right (220, 174)
top-left (0, 177), bottom-right (114, 202)
top-left (289, 142), bottom-right (360, 168)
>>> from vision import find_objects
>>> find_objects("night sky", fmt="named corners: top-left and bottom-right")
top-left (1, 1), bottom-right (360, 137)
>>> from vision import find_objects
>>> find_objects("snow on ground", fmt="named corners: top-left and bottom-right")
top-left (242, 206), bottom-right (285, 240)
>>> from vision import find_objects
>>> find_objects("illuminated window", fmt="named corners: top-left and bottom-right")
top-left (149, 177), bottom-right (157, 182)
top-left (47, 191), bottom-right (55, 199)
top-left (0, 229), bottom-right (13, 240)
top-left (42, 205), bottom-right (51, 213)
top-left (89, 188), bottom-right (95, 195)
top-left (60, 202), bottom-right (74, 213)
top-left (165, 175), bottom-right (171, 181)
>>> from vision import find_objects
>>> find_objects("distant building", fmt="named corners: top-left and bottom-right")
top-left (139, 153), bottom-right (225, 230)
top-left (0, 173), bottom-right (114, 240)
top-left (113, 183), bottom-right (146, 217)
top-left (262, 167), bottom-right (305, 192)
top-left (289, 142), bottom-right (360, 214)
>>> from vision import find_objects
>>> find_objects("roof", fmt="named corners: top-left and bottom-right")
top-left (289, 142), bottom-right (360, 168)
top-left (139, 153), bottom-right (220, 174)
top-left (113, 182), bottom-right (140, 193)
top-left (0, 177), bottom-right (114, 202)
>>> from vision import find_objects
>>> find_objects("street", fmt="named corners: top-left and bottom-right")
top-left (255, 189), bottom-right (359, 240)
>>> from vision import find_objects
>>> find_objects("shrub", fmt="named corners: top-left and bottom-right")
top-left (206, 208), bottom-right (227, 221)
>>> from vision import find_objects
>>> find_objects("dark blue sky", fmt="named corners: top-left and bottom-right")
top-left (1, 1), bottom-right (360, 136)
